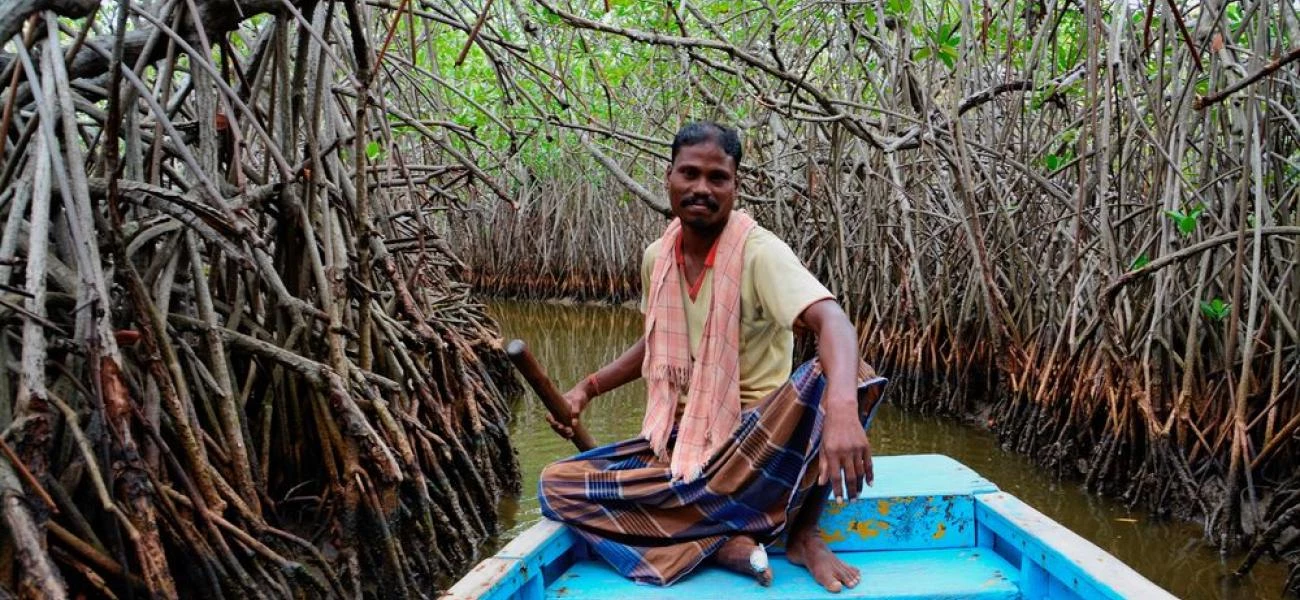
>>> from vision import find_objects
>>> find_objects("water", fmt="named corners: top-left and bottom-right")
top-left (488, 299), bottom-right (1288, 599)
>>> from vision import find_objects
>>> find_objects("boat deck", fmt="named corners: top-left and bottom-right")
top-left (550, 547), bottom-right (1019, 599)
top-left (445, 455), bottom-right (1177, 600)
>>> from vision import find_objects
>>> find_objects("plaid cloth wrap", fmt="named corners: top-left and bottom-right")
top-left (538, 360), bottom-right (886, 586)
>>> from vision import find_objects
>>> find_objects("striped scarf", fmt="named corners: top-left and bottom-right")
top-left (641, 211), bottom-right (756, 482)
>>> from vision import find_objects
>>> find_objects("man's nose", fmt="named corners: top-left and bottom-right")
top-left (690, 177), bottom-right (711, 196)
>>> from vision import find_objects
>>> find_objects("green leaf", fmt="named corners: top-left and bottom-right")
top-left (939, 23), bottom-right (960, 46)
top-left (1200, 298), bottom-right (1230, 321)
top-left (1045, 154), bottom-right (1060, 171)
top-left (913, 47), bottom-right (932, 61)
top-left (1030, 90), bottom-right (1047, 110)
top-left (1226, 4), bottom-right (1242, 28)
top-left (937, 46), bottom-right (958, 68)
top-left (366, 141), bottom-right (383, 162)
top-left (1163, 207), bottom-right (1201, 236)
top-left (1195, 77), bottom-right (1210, 96)
top-left (1130, 254), bottom-right (1150, 270)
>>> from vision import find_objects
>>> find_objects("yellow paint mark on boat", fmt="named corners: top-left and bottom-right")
top-left (847, 520), bottom-right (890, 539)
top-left (821, 529), bottom-right (847, 543)
top-left (849, 521), bottom-right (879, 539)
top-left (877, 500), bottom-right (892, 516)
top-left (933, 522), bottom-right (947, 539)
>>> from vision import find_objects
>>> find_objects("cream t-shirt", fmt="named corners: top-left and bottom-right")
top-left (640, 225), bottom-right (834, 406)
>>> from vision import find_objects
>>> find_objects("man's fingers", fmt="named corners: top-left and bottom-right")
top-left (544, 414), bottom-right (575, 438)
top-left (827, 455), bottom-right (849, 502)
top-left (817, 454), bottom-right (829, 487)
top-left (843, 459), bottom-right (861, 500)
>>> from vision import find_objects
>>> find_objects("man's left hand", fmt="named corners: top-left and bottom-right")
top-left (817, 401), bottom-right (873, 503)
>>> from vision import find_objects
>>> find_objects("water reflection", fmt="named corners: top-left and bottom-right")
top-left (489, 299), bottom-right (1286, 600)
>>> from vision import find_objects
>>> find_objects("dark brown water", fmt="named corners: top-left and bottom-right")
top-left (488, 299), bottom-right (1288, 599)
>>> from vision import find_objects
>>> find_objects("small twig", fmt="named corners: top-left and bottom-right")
top-left (0, 435), bottom-right (58, 513)
top-left (1196, 45), bottom-right (1300, 110)
top-left (1164, 0), bottom-right (1204, 72)
top-left (370, 0), bottom-right (413, 85)
top-left (455, 0), bottom-right (497, 67)
top-left (578, 132), bottom-right (670, 216)
top-left (0, 296), bottom-right (69, 336)
top-left (1103, 226), bottom-right (1300, 305)
top-left (47, 392), bottom-right (123, 521)
top-left (47, 522), bottom-right (151, 591)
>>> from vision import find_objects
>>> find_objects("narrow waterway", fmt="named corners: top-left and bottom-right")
top-left (487, 300), bottom-right (1287, 599)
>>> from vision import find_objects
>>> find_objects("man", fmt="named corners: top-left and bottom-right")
top-left (538, 122), bottom-right (881, 592)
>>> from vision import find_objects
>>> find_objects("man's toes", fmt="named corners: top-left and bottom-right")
top-left (813, 569), bottom-right (843, 593)
top-left (838, 563), bottom-right (861, 587)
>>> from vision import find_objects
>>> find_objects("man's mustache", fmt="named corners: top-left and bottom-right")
top-left (682, 195), bottom-right (719, 211)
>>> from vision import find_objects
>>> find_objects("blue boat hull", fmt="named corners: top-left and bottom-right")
top-left (444, 455), bottom-right (1176, 599)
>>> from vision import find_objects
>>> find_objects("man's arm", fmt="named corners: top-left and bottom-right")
top-left (799, 299), bottom-right (872, 502)
top-left (548, 337), bottom-right (645, 439)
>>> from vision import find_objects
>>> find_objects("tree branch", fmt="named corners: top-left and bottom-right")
top-left (1196, 45), bottom-right (1300, 109)
top-left (0, 0), bottom-right (97, 46)
top-left (578, 132), bottom-right (670, 217)
top-left (1103, 226), bottom-right (1300, 305)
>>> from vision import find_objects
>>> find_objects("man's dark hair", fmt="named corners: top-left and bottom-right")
top-left (670, 122), bottom-right (742, 169)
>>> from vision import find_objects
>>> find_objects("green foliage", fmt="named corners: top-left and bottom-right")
top-left (887, 0), bottom-right (913, 17)
top-left (1163, 205), bottom-right (1204, 237)
top-left (1194, 76), bottom-right (1210, 97)
top-left (1044, 146), bottom-right (1074, 172)
top-left (1130, 254), bottom-right (1150, 270)
top-left (1225, 4), bottom-right (1244, 38)
top-left (1285, 151), bottom-right (1300, 188)
top-left (914, 23), bottom-right (961, 68)
top-left (1200, 298), bottom-right (1230, 321)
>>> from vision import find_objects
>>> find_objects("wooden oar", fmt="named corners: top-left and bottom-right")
top-left (505, 339), bottom-right (598, 452)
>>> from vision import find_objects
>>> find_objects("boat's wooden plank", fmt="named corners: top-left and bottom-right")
top-left (544, 548), bottom-right (1020, 599)
top-left (766, 455), bottom-right (991, 553)
top-left (440, 521), bottom-right (580, 600)
top-left (975, 492), bottom-right (1176, 600)
top-left (863, 454), bottom-right (999, 497)
top-left (442, 557), bottom-right (526, 600)
top-left (494, 519), bottom-right (582, 595)
top-left (496, 520), bottom-right (577, 561)
top-left (800, 494), bottom-right (976, 552)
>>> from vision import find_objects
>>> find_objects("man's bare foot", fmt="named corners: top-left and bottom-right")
top-left (786, 529), bottom-right (860, 592)
top-left (714, 536), bottom-right (773, 586)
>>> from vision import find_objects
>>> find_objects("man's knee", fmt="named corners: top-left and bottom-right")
top-left (538, 462), bottom-right (561, 492)
top-left (538, 461), bottom-right (578, 496)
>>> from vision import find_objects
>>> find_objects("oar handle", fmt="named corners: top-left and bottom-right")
top-left (505, 339), bottom-right (598, 452)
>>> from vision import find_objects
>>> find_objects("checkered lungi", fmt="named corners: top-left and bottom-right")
top-left (538, 360), bottom-right (884, 585)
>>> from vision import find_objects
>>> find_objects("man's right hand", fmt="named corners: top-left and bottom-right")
top-left (546, 384), bottom-right (590, 439)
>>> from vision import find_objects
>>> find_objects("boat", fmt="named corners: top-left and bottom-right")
top-left (443, 454), bottom-right (1177, 599)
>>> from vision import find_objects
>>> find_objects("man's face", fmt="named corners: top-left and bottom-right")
top-left (666, 141), bottom-right (737, 234)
